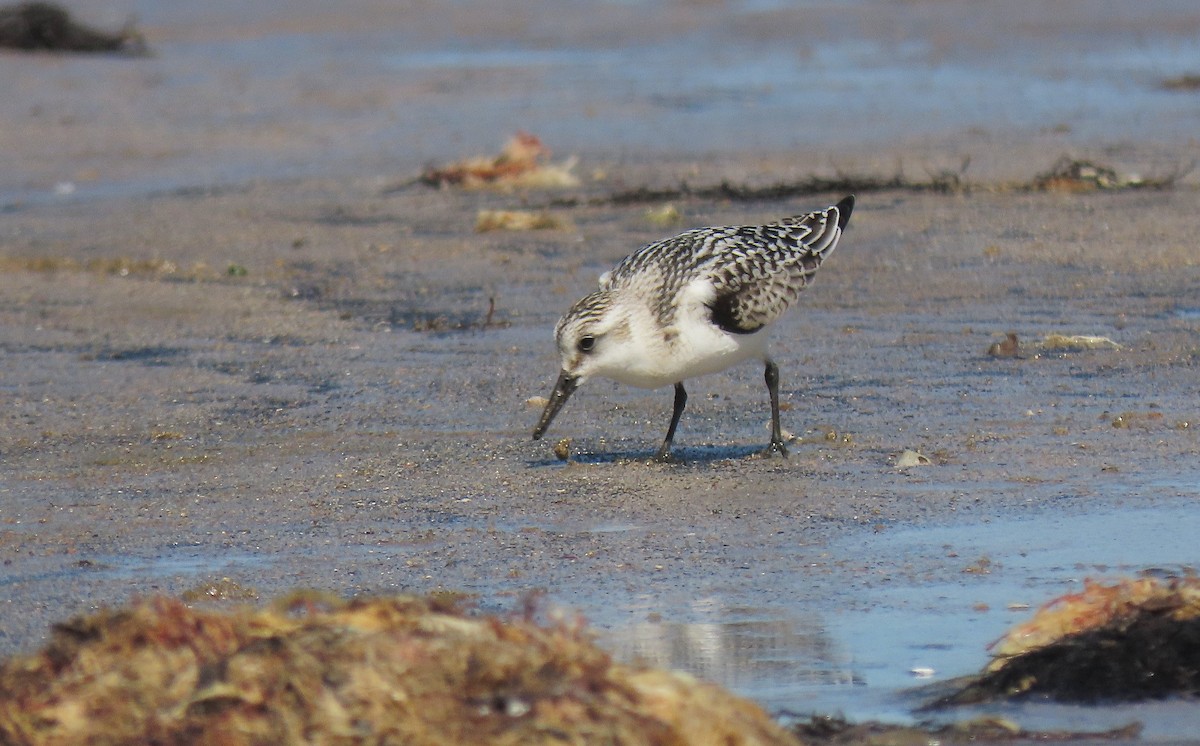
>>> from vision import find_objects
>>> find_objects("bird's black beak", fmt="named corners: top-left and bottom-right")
top-left (532, 371), bottom-right (578, 440)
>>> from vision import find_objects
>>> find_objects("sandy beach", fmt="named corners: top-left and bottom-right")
top-left (1, 0), bottom-right (1199, 738)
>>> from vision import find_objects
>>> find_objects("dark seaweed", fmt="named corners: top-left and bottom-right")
top-left (0, 2), bottom-right (147, 55)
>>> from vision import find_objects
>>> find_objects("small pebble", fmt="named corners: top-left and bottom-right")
top-left (552, 438), bottom-right (572, 461)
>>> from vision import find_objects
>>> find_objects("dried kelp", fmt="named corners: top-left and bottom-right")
top-left (416, 132), bottom-right (579, 191)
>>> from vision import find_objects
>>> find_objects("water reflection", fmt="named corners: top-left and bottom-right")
top-left (601, 601), bottom-right (861, 709)
top-left (597, 496), bottom-right (1200, 734)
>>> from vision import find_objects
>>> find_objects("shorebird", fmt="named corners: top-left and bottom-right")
top-left (533, 195), bottom-right (854, 461)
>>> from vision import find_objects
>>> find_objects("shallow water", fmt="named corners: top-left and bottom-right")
top-left (5, 0), bottom-right (1200, 203)
top-left (53, 478), bottom-right (1200, 736)
top-left (601, 496), bottom-right (1200, 736)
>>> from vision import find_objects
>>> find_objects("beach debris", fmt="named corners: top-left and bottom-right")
top-left (479, 296), bottom-right (512, 330)
top-left (526, 395), bottom-right (550, 409)
top-left (0, 2), bottom-right (147, 54)
top-left (475, 209), bottom-right (572, 232)
top-left (825, 428), bottom-right (846, 444)
top-left (793, 714), bottom-right (1141, 744)
top-left (643, 203), bottom-right (682, 227)
top-left (1103, 410), bottom-right (1166, 430)
top-left (483, 295), bottom-right (498, 327)
top-left (543, 154), bottom-right (1190, 208)
top-left (930, 576), bottom-right (1200, 705)
top-left (180, 577), bottom-right (258, 602)
top-left (420, 132), bottom-right (580, 191)
top-left (989, 332), bottom-right (1121, 357)
top-left (986, 331), bottom-right (1020, 358)
top-left (0, 593), bottom-right (801, 745)
top-left (1160, 74), bottom-right (1200, 91)
top-left (962, 556), bottom-right (995, 575)
top-left (1038, 333), bottom-right (1120, 352)
top-left (894, 449), bottom-right (931, 468)
top-left (0, 254), bottom-right (212, 279)
top-left (1033, 157), bottom-right (1142, 191)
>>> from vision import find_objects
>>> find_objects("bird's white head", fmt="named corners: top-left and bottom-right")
top-left (557, 290), bottom-right (637, 381)
top-left (532, 289), bottom-right (631, 440)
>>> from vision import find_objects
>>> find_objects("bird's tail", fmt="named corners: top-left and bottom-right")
top-left (775, 194), bottom-right (854, 271)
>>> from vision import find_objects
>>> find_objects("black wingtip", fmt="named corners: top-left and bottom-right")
top-left (835, 195), bottom-right (855, 230)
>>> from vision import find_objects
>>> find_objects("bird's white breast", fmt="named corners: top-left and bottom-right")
top-left (593, 278), bottom-right (771, 389)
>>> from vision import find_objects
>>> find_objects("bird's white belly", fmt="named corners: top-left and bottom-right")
top-left (604, 315), bottom-right (771, 389)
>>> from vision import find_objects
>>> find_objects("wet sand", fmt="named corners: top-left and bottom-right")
top-left (4, 178), bottom-right (1199, 729)
top-left (2, 0), bottom-right (1200, 738)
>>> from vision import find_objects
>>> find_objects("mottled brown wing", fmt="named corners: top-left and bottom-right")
top-left (707, 196), bottom-right (853, 334)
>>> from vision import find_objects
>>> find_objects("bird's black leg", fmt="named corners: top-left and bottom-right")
top-left (763, 360), bottom-right (788, 457)
top-left (654, 382), bottom-right (687, 462)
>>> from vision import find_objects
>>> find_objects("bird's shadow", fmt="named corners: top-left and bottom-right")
top-left (526, 443), bottom-right (775, 468)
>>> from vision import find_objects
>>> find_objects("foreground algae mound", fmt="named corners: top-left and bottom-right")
top-left (0, 593), bottom-right (800, 746)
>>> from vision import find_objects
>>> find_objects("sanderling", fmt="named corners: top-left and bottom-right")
top-left (533, 195), bottom-right (855, 461)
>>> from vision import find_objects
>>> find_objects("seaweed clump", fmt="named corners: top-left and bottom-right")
top-left (1029, 155), bottom-right (1191, 192)
top-left (0, 2), bottom-right (147, 54)
top-left (933, 576), bottom-right (1200, 705)
top-left (0, 592), bottom-right (800, 745)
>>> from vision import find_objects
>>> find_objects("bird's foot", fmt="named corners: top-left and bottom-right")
top-left (760, 440), bottom-right (789, 459)
top-left (652, 448), bottom-right (682, 464)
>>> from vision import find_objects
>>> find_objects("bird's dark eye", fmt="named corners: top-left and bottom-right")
top-left (578, 335), bottom-right (596, 353)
